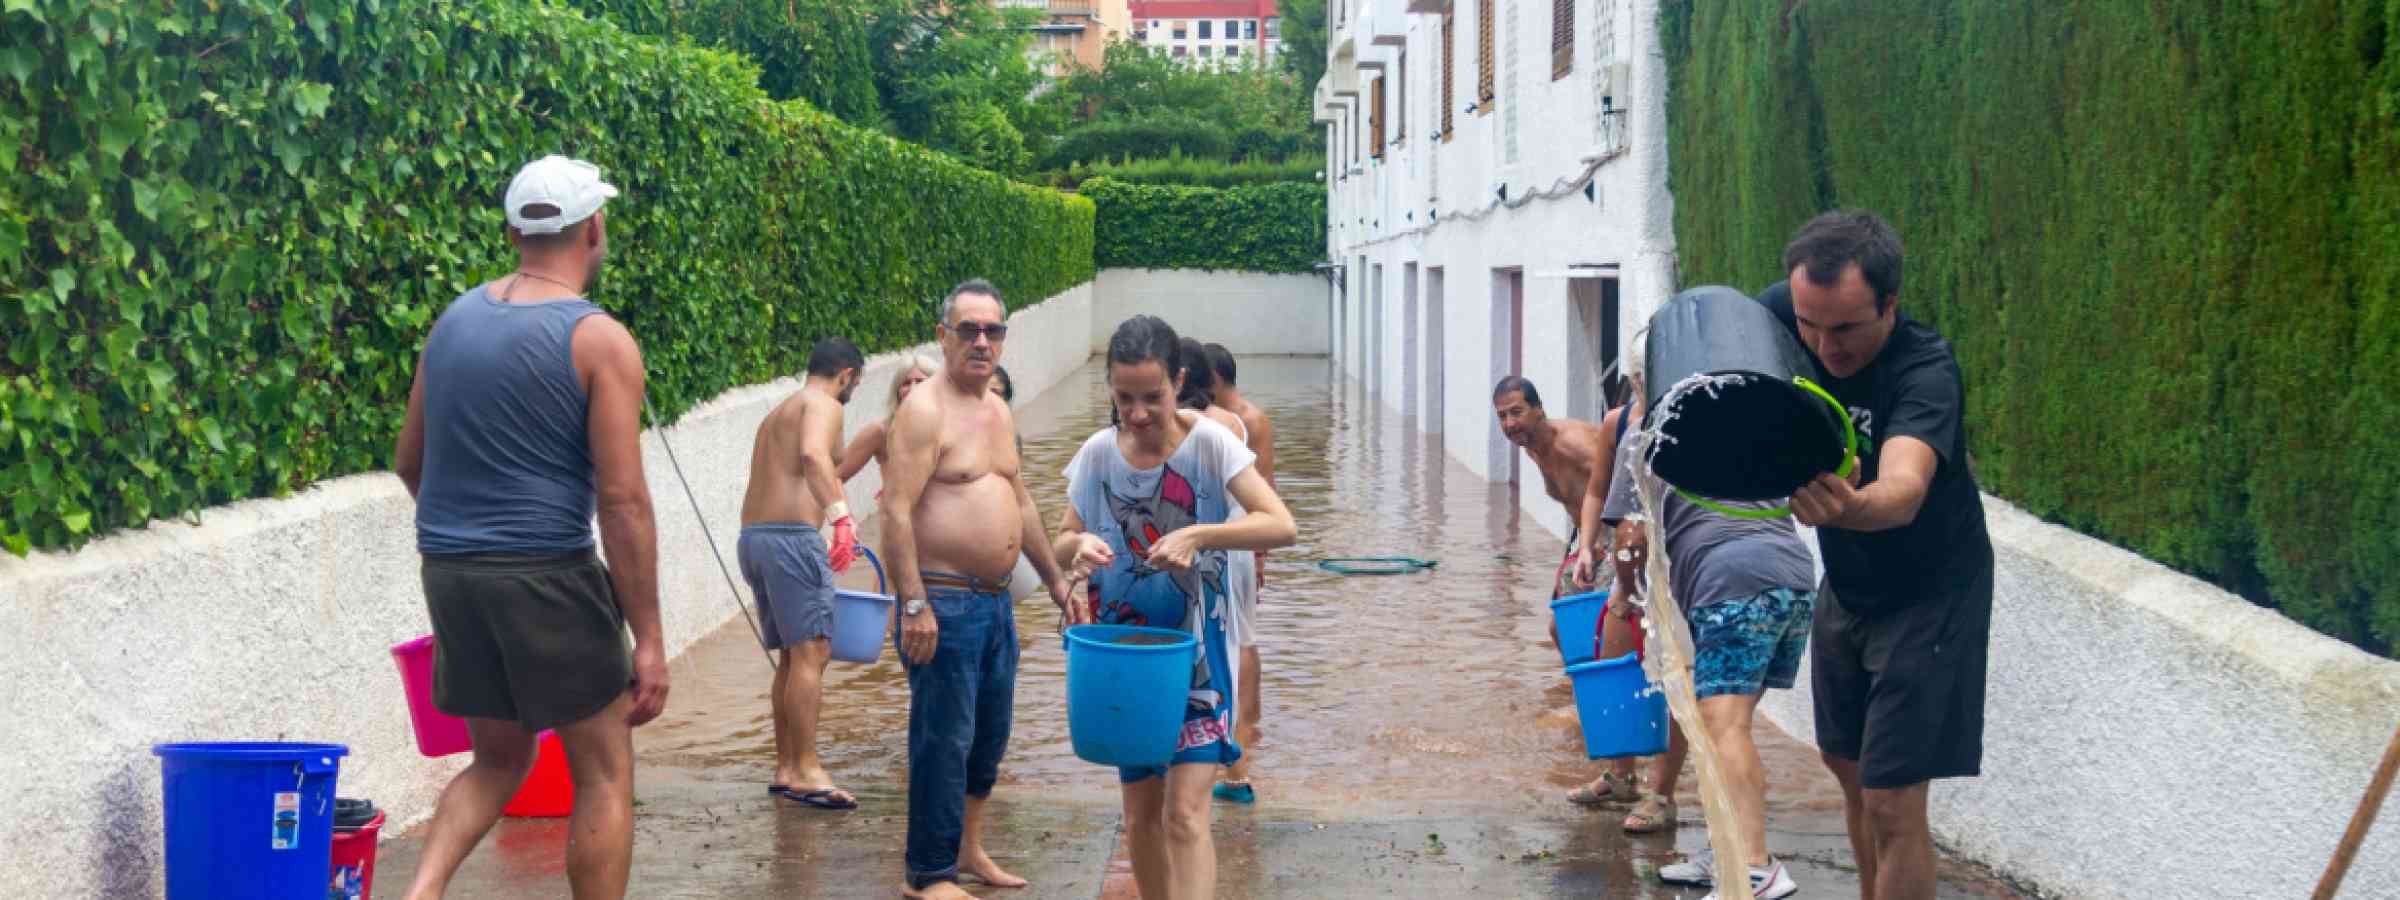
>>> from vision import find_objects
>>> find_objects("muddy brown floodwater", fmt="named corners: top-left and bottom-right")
top-left (379, 358), bottom-right (2031, 899)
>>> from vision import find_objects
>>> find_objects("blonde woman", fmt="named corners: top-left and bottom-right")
top-left (837, 355), bottom-right (939, 484)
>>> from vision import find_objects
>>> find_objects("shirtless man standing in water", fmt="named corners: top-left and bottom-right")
top-left (737, 337), bottom-right (863, 811)
top-left (882, 279), bottom-right (1079, 900)
top-left (1490, 376), bottom-right (1643, 805)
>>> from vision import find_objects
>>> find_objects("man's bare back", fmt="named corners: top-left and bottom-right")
top-left (741, 387), bottom-right (845, 528)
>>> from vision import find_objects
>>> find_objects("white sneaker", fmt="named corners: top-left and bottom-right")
top-left (1700, 858), bottom-right (1798, 900)
top-left (1658, 847), bottom-right (1716, 885)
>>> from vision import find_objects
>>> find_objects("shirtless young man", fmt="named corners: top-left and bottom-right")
top-left (736, 337), bottom-right (864, 811)
top-left (881, 280), bottom-right (1079, 900)
top-left (1490, 375), bottom-right (1642, 805)
top-left (1200, 343), bottom-right (1276, 804)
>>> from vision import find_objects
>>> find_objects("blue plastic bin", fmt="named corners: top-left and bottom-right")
top-left (1064, 624), bottom-right (1198, 767)
top-left (831, 545), bottom-right (894, 664)
top-left (1550, 590), bottom-right (1610, 665)
top-left (152, 742), bottom-right (349, 899)
top-left (1566, 653), bottom-right (1667, 759)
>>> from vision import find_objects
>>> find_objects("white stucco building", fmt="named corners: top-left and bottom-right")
top-left (1314, 0), bottom-right (1674, 538)
top-left (1131, 0), bottom-right (1284, 67)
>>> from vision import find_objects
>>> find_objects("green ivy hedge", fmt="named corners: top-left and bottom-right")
top-left (1086, 179), bottom-right (1326, 274)
top-left (0, 0), bottom-right (1093, 555)
top-left (1661, 0), bottom-right (2399, 654)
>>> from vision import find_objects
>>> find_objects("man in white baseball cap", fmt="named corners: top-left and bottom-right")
top-left (394, 155), bottom-right (664, 899)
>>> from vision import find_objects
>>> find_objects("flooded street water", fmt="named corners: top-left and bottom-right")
top-left (379, 358), bottom-right (2030, 898)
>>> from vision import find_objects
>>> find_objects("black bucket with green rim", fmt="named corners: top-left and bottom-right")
top-left (1640, 285), bottom-right (1854, 515)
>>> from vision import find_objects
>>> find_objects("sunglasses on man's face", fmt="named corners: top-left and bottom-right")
top-left (947, 321), bottom-right (1009, 342)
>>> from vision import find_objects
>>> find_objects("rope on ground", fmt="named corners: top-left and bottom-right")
top-left (644, 395), bottom-right (774, 668)
top-left (1316, 557), bottom-right (1440, 575)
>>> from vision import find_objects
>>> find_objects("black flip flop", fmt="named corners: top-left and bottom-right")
top-left (772, 785), bottom-right (858, 811)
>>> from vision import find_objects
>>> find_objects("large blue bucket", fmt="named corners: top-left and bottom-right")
top-left (830, 545), bottom-right (893, 664)
top-left (1551, 590), bottom-right (1610, 665)
top-left (152, 742), bottom-right (349, 899)
top-left (1064, 624), bottom-right (1198, 767)
top-left (1566, 653), bottom-right (1667, 759)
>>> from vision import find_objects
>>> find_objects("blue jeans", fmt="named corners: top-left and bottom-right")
top-left (900, 587), bottom-right (1018, 889)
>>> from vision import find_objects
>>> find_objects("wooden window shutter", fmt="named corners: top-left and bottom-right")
top-left (1552, 0), bottom-right (1573, 79)
top-left (1478, 0), bottom-right (1496, 110)
top-left (1441, 10), bottom-right (1456, 140)
top-left (1371, 77), bottom-right (1386, 158)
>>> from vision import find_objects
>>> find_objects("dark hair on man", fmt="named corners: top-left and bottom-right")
top-left (1176, 337), bottom-right (1218, 411)
top-left (1492, 374), bottom-right (1543, 408)
top-left (1203, 342), bottom-right (1237, 386)
top-left (942, 278), bottom-right (1004, 324)
top-left (993, 365), bottom-right (1015, 402)
top-left (1106, 315), bottom-right (1182, 371)
top-left (805, 336), bottom-right (864, 378)
top-left (508, 205), bottom-right (590, 252)
top-left (1783, 209), bottom-right (1905, 313)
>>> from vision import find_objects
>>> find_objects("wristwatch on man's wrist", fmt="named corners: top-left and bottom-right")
top-left (903, 597), bottom-right (928, 617)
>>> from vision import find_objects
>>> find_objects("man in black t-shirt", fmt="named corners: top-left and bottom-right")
top-left (1763, 210), bottom-right (1994, 900)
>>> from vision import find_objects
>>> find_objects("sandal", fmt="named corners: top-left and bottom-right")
top-left (1622, 791), bottom-right (1678, 834)
top-left (1567, 771), bottom-right (1641, 807)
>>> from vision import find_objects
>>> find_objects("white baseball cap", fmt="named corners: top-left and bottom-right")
top-left (504, 155), bottom-right (619, 234)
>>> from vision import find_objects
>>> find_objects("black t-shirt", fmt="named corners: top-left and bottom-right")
top-left (1759, 281), bottom-right (1993, 615)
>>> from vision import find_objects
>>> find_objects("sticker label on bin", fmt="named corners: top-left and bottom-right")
top-left (271, 792), bottom-right (300, 850)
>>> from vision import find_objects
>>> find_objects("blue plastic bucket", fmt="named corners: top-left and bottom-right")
top-left (152, 742), bottom-right (349, 899)
top-left (830, 545), bottom-right (893, 664)
top-left (1064, 624), bottom-right (1199, 767)
top-left (1566, 653), bottom-right (1667, 759)
top-left (1551, 590), bottom-right (1610, 665)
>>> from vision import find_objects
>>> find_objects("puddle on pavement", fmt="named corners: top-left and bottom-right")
top-left (381, 357), bottom-right (2033, 899)
top-left (638, 358), bottom-right (1606, 816)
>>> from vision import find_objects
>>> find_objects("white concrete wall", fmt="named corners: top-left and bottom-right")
top-left (1755, 497), bottom-right (2400, 900)
top-left (0, 282), bottom-right (1100, 899)
top-left (1089, 268), bottom-right (1331, 355)
top-left (1321, 0), bottom-right (1677, 542)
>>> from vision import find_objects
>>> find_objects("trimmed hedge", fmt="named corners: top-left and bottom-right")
top-left (1086, 179), bottom-right (1326, 274)
top-left (1661, 1), bottom-right (2400, 653)
top-left (1042, 115), bottom-right (1236, 170)
top-left (1039, 156), bottom-right (1327, 190)
top-left (569, 0), bottom-right (884, 126)
top-left (0, 0), bottom-right (1093, 555)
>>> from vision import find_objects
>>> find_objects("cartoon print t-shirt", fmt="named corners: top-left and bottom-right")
top-left (1064, 413), bottom-right (1257, 770)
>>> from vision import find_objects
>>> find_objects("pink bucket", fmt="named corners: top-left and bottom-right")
top-left (391, 635), bottom-right (472, 757)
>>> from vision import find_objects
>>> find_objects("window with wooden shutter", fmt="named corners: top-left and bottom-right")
top-left (1396, 51), bottom-right (1407, 141)
top-left (1552, 0), bottom-right (1573, 79)
top-left (1477, 0), bottom-right (1497, 110)
top-left (1441, 10), bottom-right (1455, 140)
top-left (1370, 77), bottom-right (1386, 158)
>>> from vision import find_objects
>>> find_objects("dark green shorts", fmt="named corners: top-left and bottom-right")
top-left (422, 550), bottom-right (632, 733)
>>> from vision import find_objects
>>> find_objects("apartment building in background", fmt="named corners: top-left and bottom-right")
top-left (1003, 0), bottom-right (1133, 73)
top-left (1130, 0), bottom-right (1283, 67)
top-left (1313, 0), bottom-right (1673, 537)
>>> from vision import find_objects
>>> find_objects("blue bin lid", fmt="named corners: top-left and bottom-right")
top-left (1550, 589), bottom-right (1609, 610)
top-left (153, 742), bottom-right (350, 761)
top-left (1064, 624), bottom-right (1195, 653)
top-left (1564, 652), bottom-right (1644, 676)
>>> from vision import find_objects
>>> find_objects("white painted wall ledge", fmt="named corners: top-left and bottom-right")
top-left (0, 280), bottom-right (1109, 898)
top-left (1753, 494), bottom-right (2400, 900)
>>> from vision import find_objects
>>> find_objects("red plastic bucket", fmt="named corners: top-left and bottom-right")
top-left (329, 809), bottom-right (384, 899)
top-left (390, 636), bottom-right (472, 757)
top-left (503, 731), bottom-right (575, 817)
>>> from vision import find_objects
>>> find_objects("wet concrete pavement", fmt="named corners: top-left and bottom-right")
top-left (377, 359), bottom-right (2030, 898)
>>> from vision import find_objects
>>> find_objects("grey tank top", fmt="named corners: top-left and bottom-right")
top-left (413, 283), bottom-right (606, 556)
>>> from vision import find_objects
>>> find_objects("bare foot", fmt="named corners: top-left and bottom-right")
top-left (900, 880), bottom-right (981, 900)
top-left (960, 851), bottom-right (1028, 889)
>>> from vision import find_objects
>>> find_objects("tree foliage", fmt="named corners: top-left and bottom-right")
top-left (0, 0), bottom-right (1092, 555)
